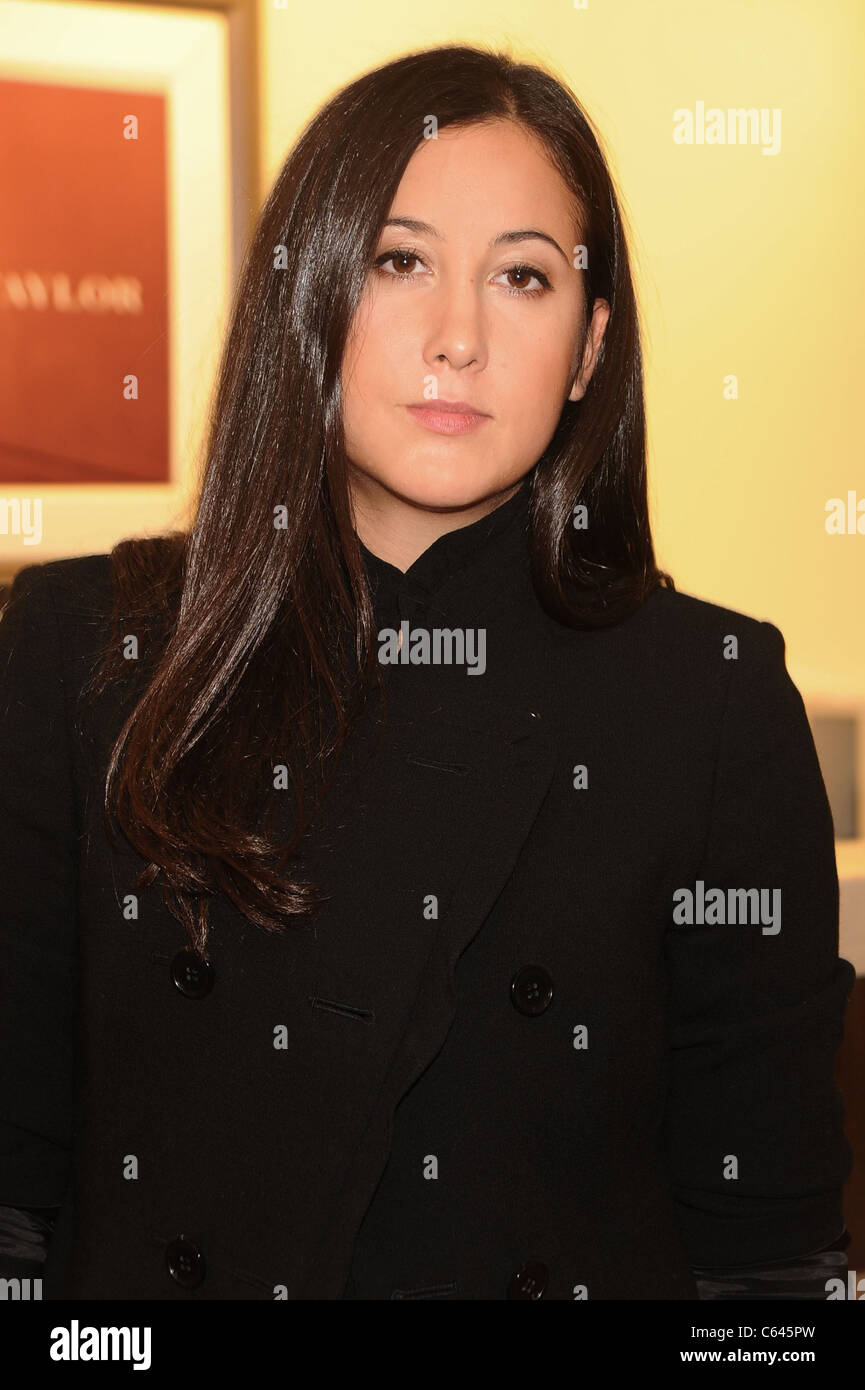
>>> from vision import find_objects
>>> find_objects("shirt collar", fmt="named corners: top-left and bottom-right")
top-left (357, 476), bottom-right (533, 622)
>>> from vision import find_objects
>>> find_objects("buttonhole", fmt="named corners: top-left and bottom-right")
top-left (406, 756), bottom-right (470, 775)
top-left (310, 996), bottom-right (375, 1024)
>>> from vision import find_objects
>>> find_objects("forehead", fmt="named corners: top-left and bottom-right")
top-left (390, 121), bottom-right (577, 234)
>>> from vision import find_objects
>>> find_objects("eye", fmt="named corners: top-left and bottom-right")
top-left (371, 246), bottom-right (552, 298)
top-left (373, 244), bottom-right (429, 281)
top-left (493, 264), bottom-right (552, 298)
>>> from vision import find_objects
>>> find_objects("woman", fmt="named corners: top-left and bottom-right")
top-left (0, 44), bottom-right (854, 1300)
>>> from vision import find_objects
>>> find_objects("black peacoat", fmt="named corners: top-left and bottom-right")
top-left (0, 494), bottom-right (855, 1300)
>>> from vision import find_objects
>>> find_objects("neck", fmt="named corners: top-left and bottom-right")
top-left (348, 468), bottom-right (525, 572)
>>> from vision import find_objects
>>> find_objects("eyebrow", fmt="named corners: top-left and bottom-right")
top-left (382, 217), bottom-right (570, 265)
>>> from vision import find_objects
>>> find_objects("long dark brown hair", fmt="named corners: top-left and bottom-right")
top-left (84, 43), bottom-right (674, 954)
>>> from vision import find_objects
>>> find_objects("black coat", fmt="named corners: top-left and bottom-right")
top-left (0, 497), bottom-right (855, 1300)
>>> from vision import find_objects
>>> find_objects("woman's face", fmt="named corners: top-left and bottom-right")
top-left (341, 119), bottom-right (609, 515)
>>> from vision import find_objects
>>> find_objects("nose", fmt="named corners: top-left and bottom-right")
top-left (422, 275), bottom-right (488, 372)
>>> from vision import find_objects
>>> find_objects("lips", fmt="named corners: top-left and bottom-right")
top-left (404, 402), bottom-right (491, 436)
top-left (406, 399), bottom-right (491, 416)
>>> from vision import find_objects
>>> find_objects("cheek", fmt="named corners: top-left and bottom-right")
top-left (498, 322), bottom-right (579, 420)
top-left (344, 304), bottom-right (409, 406)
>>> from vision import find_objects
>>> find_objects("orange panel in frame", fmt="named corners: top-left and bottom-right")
top-left (0, 78), bottom-right (169, 483)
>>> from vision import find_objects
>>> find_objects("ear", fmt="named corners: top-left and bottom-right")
top-left (568, 298), bottom-right (611, 402)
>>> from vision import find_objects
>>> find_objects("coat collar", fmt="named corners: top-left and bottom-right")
top-left (357, 473), bottom-right (534, 626)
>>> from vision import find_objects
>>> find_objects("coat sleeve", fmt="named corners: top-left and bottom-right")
top-left (691, 1226), bottom-right (850, 1299)
top-left (0, 563), bottom-right (78, 1216)
top-left (662, 617), bottom-right (856, 1276)
top-left (0, 1203), bottom-right (59, 1279)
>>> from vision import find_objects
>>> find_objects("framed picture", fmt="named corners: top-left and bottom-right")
top-left (0, 0), bottom-right (258, 579)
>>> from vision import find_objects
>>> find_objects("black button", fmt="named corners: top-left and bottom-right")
top-left (165, 1235), bottom-right (205, 1289)
top-left (510, 964), bottom-right (554, 1016)
top-left (508, 1260), bottom-right (549, 1299)
top-left (170, 948), bottom-right (214, 998)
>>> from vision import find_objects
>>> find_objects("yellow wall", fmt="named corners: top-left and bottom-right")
top-left (259, 0), bottom-right (865, 705)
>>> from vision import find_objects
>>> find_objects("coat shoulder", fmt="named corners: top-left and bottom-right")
top-left (549, 583), bottom-right (793, 720)
top-left (3, 542), bottom-right (185, 705)
top-left (2, 553), bottom-right (112, 641)
top-left (619, 583), bottom-right (788, 675)
top-left (18, 552), bottom-right (114, 606)
top-left (639, 583), bottom-right (781, 646)
top-left (6, 536), bottom-right (185, 631)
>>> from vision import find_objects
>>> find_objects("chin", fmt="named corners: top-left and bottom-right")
top-left (392, 472), bottom-right (504, 513)
top-left (377, 449), bottom-right (513, 511)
